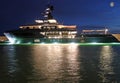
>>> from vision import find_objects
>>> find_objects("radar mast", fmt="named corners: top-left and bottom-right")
top-left (44, 5), bottom-right (54, 19)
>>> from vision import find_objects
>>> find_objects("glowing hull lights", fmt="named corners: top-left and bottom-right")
top-left (4, 31), bottom-right (119, 44)
top-left (1, 42), bottom-right (120, 46)
top-left (5, 38), bottom-right (119, 44)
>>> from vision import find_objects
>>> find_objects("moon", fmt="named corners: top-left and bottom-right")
top-left (110, 2), bottom-right (115, 7)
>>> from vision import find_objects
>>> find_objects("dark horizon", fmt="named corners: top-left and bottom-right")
top-left (0, 0), bottom-right (120, 35)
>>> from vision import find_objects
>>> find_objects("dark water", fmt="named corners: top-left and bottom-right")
top-left (0, 44), bottom-right (120, 83)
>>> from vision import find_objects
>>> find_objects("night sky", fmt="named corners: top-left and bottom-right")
top-left (0, 0), bottom-right (120, 35)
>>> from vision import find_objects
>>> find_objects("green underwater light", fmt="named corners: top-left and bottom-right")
top-left (1, 42), bottom-right (120, 46)
top-left (78, 42), bottom-right (120, 46)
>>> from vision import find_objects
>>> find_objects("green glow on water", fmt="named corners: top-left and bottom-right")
top-left (78, 42), bottom-right (120, 46)
top-left (1, 42), bottom-right (120, 46)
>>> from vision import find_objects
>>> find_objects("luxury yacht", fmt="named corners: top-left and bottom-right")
top-left (4, 5), bottom-right (119, 44)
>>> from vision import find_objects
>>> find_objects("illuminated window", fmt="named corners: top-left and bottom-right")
top-left (34, 39), bottom-right (40, 42)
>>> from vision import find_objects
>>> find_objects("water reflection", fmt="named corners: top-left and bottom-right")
top-left (99, 46), bottom-right (114, 82)
top-left (1, 45), bottom-right (120, 83)
top-left (4, 46), bottom-right (17, 74)
top-left (32, 44), bottom-right (80, 82)
top-left (1, 46), bottom-right (35, 83)
top-left (0, 46), bottom-right (18, 82)
top-left (78, 46), bottom-right (102, 83)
